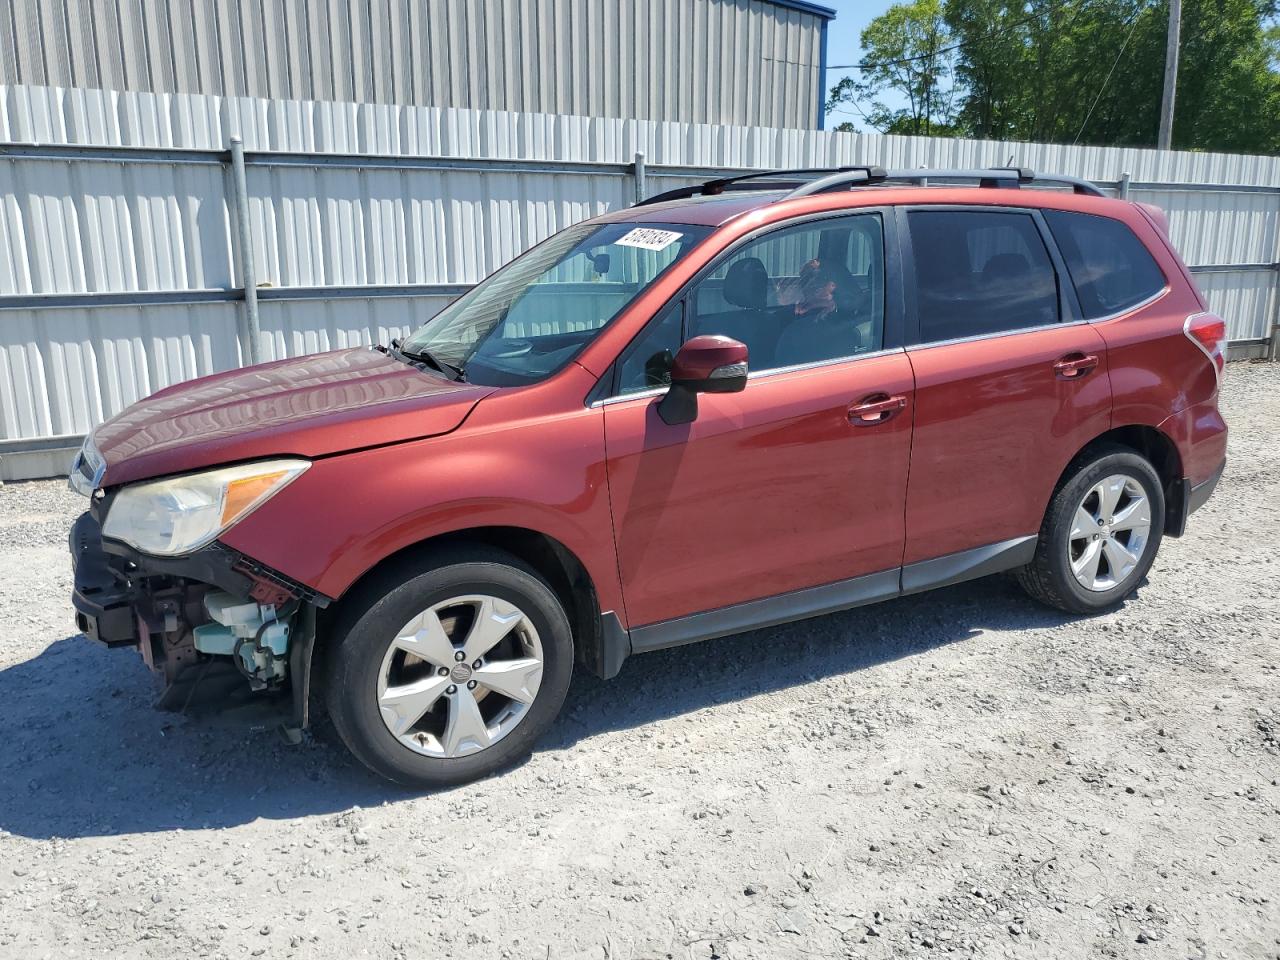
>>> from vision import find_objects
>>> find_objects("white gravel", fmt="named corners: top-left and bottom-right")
top-left (0, 363), bottom-right (1277, 960)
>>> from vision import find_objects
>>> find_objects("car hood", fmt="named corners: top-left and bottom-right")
top-left (94, 347), bottom-right (495, 486)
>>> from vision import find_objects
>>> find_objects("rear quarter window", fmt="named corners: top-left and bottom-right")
top-left (1043, 210), bottom-right (1167, 319)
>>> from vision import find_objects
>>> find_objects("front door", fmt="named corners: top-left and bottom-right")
top-left (601, 212), bottom-right (916, 629)
top-left (900, 207), bottom-right (1112, 565)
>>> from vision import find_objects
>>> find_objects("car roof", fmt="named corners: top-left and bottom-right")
top-left (596, 184), bottom-right (1132, 230)
top-left (593, 192), bottom-right (790, 226)
top-left (592, 167), bottom-right (1123, 229)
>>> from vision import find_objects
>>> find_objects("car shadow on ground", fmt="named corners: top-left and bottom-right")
top-left (0, 574), bottom-right (1083, 840)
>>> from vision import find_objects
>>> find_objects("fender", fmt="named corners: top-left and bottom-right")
top-left (220, 367), bottom-right (627, 621)
top-left (1157, 403), bottom-right (1228, 489)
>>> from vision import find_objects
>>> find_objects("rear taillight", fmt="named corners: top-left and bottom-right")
top-left (1184, 313), bottom-right (1227, 381)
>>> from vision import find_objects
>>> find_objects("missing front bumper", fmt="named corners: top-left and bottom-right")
top-left (69, 510), bottom-right (326, 733)
top-left (70, 512), bottom-right (139, 647)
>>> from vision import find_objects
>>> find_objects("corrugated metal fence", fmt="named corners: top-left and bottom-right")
top-left (0, 0), bottom-right (828, 129)
top-left (1, 83), bottom-right (1277, 479)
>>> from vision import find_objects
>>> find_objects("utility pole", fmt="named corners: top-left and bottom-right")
top-left (1157, 0), bottom-right (1181, 149)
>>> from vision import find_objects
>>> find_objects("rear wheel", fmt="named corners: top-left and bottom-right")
top-left (325, 546), bottom-right (573, 787)
top-left (1017, 446), bottom-right (1165, 614)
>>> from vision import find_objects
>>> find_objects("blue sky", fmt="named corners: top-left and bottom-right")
top-left (820, 0), bottom-right (897, 128)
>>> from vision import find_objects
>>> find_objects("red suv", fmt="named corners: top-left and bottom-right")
top-left (69, 167), bottom-right (1227, 786)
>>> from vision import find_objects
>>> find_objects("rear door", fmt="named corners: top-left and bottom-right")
top-left (601, 211), bottom-right (915, 628)
top-left (900, 206), bottom-right (1112, 567)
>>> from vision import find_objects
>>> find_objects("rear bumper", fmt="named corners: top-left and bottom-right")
top-left (1188, 458), bottom-right (1224, 515)
top-left (1167, 458), bottom-right (1224, 537)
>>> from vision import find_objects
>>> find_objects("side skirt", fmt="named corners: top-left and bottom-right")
top-left (900, 535), bottom-right (1036, 595)
top-left (630, 569), bottom-right (901, 655)
top-left (624, 535), bottom-right (1037, 660)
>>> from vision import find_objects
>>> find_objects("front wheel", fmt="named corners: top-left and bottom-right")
top-left (325, 546), bottom-right (574, 787)
top-left (1017, 446), bottom-right (1165, 614)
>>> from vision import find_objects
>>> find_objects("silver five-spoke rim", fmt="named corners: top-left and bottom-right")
top-left (377, 595), bottom-right (544, 759)
top-left (1068, 474), bottom-right (1152, 592)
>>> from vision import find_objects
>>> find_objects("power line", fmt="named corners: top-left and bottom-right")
top-left (1072, 1), bottom-right (1150, 144)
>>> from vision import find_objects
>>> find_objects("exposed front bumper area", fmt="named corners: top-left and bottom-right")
top-left (71, 512), bottom-right (140, 648)
top-left (70, 509), bottom-right (328, 729)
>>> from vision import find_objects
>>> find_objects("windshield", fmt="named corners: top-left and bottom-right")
top-left (400, 221), bottom-right (712, 386)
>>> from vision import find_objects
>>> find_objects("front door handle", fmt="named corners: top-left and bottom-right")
top-left (848, 393), bottom-right (907, 425)
top-left (1053, 353), bottom-right (1099, 379)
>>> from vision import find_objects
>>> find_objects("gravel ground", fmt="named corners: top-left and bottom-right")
top-left (0, 363), bottom-right (1277, 960)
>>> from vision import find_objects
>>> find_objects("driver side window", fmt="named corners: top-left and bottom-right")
top-left (612, 214), bottom-right (886, 397)
top-left (690, 214), bottom-right (885, 372)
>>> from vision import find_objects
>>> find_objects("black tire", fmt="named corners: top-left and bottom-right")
top-left (324, 545), bottom-right (574, 788)
top-left (1016, 445), bottom-right (1165, 614)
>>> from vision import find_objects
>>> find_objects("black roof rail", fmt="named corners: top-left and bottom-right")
top-left (784, 166), bottom-right (889, 198)
top-left (879, 168), bottom-right (1106, 196)
top-left (991, 165), bottom-right (1036, 182)
top-left (634, 166), bottom-right (886, 206)
top-left (633, 165), bottom-right (1107, 207)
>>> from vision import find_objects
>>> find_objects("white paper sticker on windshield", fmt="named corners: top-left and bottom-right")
top-left (615, 227), bottom-right (683, 251)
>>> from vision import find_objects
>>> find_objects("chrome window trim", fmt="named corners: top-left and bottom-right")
top-left (830, 283), bottom-right (1168, 355)
top-left (590, 346), bottom-right (905, 408)
top-left (1083, 285), bottom-right (1170, 324)
top-left (903, 265), bottom-right (1169, 353)
top-left (906, 319), bottom-right (1090, 353)
top-left (749, 345), bottom-right (903, 380)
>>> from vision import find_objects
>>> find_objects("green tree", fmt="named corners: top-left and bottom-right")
top-left (827, 0), bottom-right (1280, 153)
top-left (1162, 0), bottom-right (1280, 152)
top-left (945, 0), bottom-right (1280, 150)
top-left (826, 0), bottom-right (960, 135)
top-left (945, 0), bottom-right (1163, 144)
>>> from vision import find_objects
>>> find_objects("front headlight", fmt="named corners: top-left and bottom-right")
top-left (101, 459), bottom-right (309, 556)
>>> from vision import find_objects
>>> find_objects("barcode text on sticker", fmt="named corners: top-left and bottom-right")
top-left (615, 228), bottom-right (683, 251)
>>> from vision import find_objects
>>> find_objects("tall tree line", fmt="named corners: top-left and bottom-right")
top-left (826, 0), bottom-right (1280, 153)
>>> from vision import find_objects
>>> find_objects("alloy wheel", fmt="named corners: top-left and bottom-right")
top-left (1067, 474), bottom-right (1153, 592)
top-left (376, 594), bottom-right (544, 758)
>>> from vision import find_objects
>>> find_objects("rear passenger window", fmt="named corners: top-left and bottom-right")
top-left (1044, 210), bottom-right (1167, 318)
top-left (908, 210), bottom-right (1060, 344)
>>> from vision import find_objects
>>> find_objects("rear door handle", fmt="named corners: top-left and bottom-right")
top-left (1053, 353), bottom-right (1099, 379)
top-left (848, 393), bottom-right (907, 425)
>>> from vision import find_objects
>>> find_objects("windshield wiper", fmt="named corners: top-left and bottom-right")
top-left (387, 338), bottom-right (464, 381)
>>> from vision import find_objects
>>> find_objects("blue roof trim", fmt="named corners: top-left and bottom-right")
top-left (765, 0), bottom-right (837, 20)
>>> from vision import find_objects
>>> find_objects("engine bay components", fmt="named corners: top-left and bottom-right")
top-left (193, 590), bottom-right (294, 688)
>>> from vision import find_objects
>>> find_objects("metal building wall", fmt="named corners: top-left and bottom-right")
top-left (0, 0), bottom-right (828, 129)
top-left (1, 82), bottom-right (1277, 479)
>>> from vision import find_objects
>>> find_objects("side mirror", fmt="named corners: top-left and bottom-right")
top-left (656, 335), bottom-right (748, 425)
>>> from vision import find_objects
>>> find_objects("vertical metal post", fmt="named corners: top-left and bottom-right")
top-left (632, 151), bottom-right (647, 204)
top-left (1157, 0), bottom-right (1181, 150)
top-left (229, 136), bottom-right (263, 365)
top-left (1119, 171), bottom-right (1131, 199)
top-left (1269, 265), bottom-right (1280, 362)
